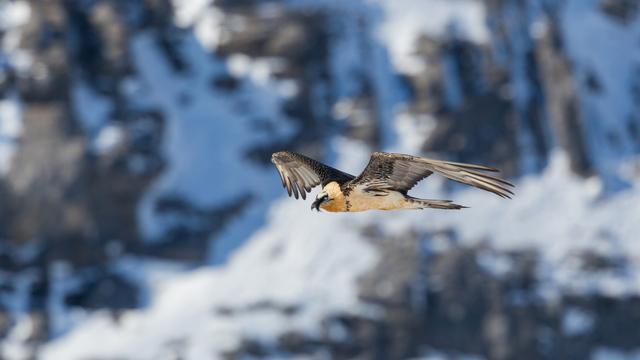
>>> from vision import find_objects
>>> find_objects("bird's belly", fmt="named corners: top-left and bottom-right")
top-left (347, 189), bottom-right (407, 212)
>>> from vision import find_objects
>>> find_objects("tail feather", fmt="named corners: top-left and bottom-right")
top-left (427, 160), bottom-right (515, 199)
top-left (406, 197), bottom-right (467, 210)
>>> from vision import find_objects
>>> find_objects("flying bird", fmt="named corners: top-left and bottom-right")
top-left (271, 151), bottom-right (514, 212)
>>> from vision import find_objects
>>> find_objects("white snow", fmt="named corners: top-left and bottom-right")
top-left (0, 95), bottom-right (23, 175)
top-left (171, 0), bottom-right (224, 51)
top-left (93, 125), bottom-right (125, 155)
top-left (42, 199), bottom-right (379, 359)
top-left (0, 1), bottom-right (30, 31)
top-left (0, 0), bottom-right (32, 72)
top-left (562, 307), bottom-right (594, 337)
top-left (375, 0), bottom-right (489, 74)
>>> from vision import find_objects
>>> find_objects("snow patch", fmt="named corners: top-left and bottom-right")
top-left (0, 94), bottom-right (23, 175)
top-left (94, 125), bottom-right (125, 155)
top-left (0, 1), bottom-right (30, 30)
top-left (562, 307), bottom-right (594, 336)
top-left (41, 199), bottom-right (379, 359)
top-left (375, 0), bottom-right (489, 73)
top-left (0, 0), bottom-right (33, 72)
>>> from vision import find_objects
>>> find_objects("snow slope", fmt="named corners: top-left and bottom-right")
top-left (128, 31), bottom-right (295, 261)
top-left (42, 195), bottom-right (379, 359)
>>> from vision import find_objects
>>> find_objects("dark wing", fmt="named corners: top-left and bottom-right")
top-left (352, 152), bottom-right (514, 198)
top-left (271, 151), bottom-right (355, 200)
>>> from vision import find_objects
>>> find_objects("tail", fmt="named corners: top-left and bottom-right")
top-left (426, 159), bottom-right (515, 199)
top-left (405, 196), bottom-right (467, 210)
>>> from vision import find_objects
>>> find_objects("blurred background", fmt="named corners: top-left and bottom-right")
top-left (1, 0), bottom-right (640, 359)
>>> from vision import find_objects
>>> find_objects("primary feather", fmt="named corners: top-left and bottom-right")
top-left (271, 151), bottom-right (354, 200)
top-left (352, 152), bottom-right (514, 198)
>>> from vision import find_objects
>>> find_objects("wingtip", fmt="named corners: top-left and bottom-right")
top-left (496, 192), bottom-right (513, 199)
top-left (270, 152), bottom-right (279, 164)
top-left (451, 203), bottom-right (469, 209)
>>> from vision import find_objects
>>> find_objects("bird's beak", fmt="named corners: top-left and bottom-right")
top-left (311, 192), bottom-right (328, 211)
top-left (311, 198), bottom-right (322, 211)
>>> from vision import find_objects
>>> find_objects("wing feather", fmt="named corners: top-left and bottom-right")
top-left (353, 152), bottom-right (514, 198)
top-left (271, 151), bottom-right (355, 200)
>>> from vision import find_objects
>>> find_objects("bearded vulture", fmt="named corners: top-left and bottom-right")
top-left (271, 151), bottom-right (514, 212)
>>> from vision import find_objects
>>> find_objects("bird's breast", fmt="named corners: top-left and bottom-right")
top-left (320, 198), bottom-right (347, 212)
top-left (322, 186), bottom-right (407, 212)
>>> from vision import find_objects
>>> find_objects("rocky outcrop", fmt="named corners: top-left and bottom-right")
top-left (600, 0), bottom-right (638, 23)
top-left (214, 2), bottom-right (386, 157)
top-left (534, 9), bottom-right (593, 177)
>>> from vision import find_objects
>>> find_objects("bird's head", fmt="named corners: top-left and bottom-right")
top-left (311, 190), bottom-right (330, 211)
top-left (311, 182), bottom-right (344, 212)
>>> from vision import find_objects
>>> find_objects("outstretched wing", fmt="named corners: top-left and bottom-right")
top-left (271, 151), bottom-right (355, 200)
top-left (352, 152), bottom-right (514, 198)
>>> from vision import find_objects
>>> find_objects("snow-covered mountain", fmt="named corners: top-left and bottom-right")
top-left (1, 0), bottom-right (640, 359)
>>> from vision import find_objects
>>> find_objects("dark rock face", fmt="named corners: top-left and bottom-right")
top-left (425, 92), bottom-right (519, 176)
top-left (64, 272), bottom-right (139, 310)
top-left (534, 14), bottom-right (593, 177)
top-left (141, 193), bottom-right (253, 260)
top-left (600, 0), bottom-right (639, 23)
top-left (406, 10), bottom-right (538, 177)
